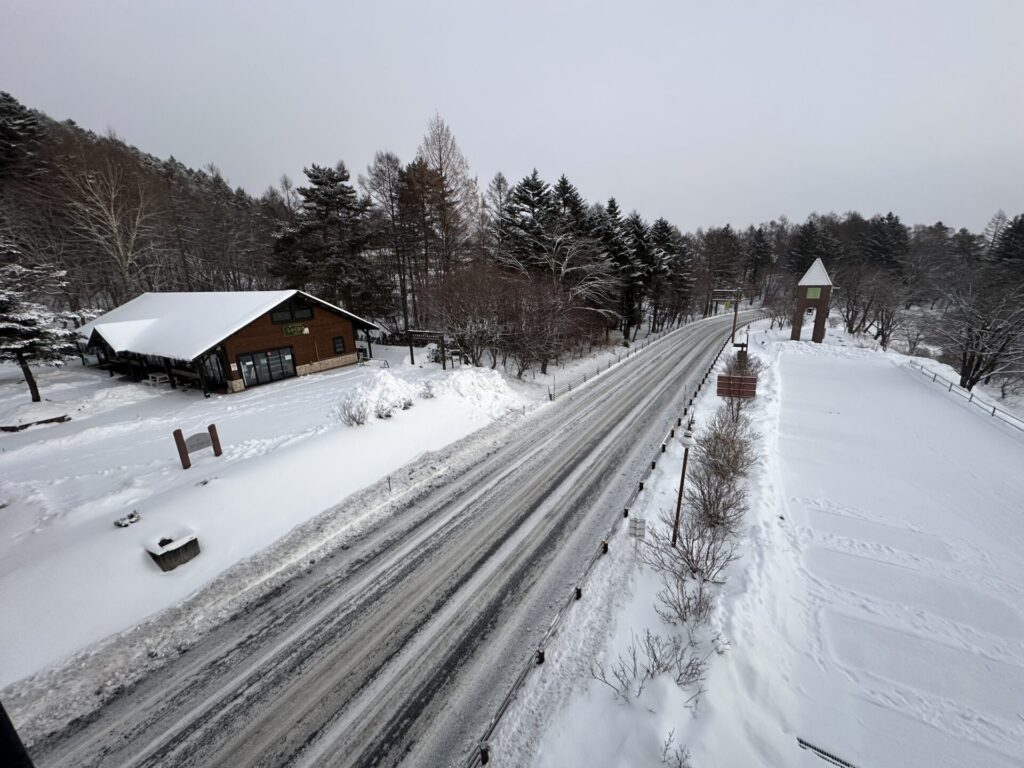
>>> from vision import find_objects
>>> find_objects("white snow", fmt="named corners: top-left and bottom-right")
top-left (797, 257), bottom-right (833, 286)
top-left (0, 347), bottom-right (525, 687)
top-left (515, 321), bottom-right (1024, 768)
top-left (77, 290), bottom-right (375, 360)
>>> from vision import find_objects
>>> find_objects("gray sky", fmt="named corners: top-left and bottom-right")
top-left (2, 0), bottom-right (1022, 232)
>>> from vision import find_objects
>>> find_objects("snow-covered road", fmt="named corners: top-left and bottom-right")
top-left (25, 312), bottom-right (758, 767)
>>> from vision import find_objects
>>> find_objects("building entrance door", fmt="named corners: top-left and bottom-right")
top-left (237, 347), bottom-right (296, 388)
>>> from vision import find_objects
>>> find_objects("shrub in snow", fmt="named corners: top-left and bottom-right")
top-left (418, 380), bottom-right (435, 399)
top-left (589, 628), bottom-right (704, 701)
top-left (335, 371), bottom-right (416, 426)
top-left (336, 397), bottom-right (371, 426)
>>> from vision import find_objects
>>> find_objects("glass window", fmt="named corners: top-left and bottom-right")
top-left (237, 347), bottom-right (295, 387)
top-left (271, 298), bottom-right (314, 323)
top-left (806, 287), bottom-right (821, 299)
top-left (333, 336), bottom-right (346, 354)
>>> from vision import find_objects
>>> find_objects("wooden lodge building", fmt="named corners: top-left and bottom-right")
top-left (79, 290), bottom-right (378, 395)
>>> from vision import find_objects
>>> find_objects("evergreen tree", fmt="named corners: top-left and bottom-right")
top-left (743, 225), bottom-right (774, 293)
top-left (862, 212), bottom-right (910, 269)
top-left (991, 213), bottom-right (1024, 270)
top-left (787, 217), bottom-right (843, 275)
top-left (271, 162), bottom-right (377, 313)
top-left (501, 169), bottom-right (554, 266)
top-left (551, 174), bottom-right (588, 234)
top-left (0, 91), bottom-right (45, 182)
top-left (0, 239), bottom-right (77, 403)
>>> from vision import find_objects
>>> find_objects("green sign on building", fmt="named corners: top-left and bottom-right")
top-left (283, 323), bottom-right (308, 337)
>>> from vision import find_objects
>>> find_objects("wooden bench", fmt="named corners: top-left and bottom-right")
top-left (144, 373), bottom-right (170, 386)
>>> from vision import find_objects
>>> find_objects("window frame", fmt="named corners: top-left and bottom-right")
top-left (332, 336), bottom-right (346, 355)
top-left (270, 298), bottom-right (315, 324)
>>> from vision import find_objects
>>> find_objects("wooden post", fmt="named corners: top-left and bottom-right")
top-left (0, 701), bottom-right (34, 768)
top-left (163, 358), bottom-right (177, 389)
top-left (173, 429), bottom-right (191, 470)
top-left (208, 424), bottom-right (223, 457)
top-left (197, 359), bottom-right (210, 399)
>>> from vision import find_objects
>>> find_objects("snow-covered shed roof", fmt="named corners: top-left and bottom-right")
top-left (797, 258), bottom-right (833, 287)
top-left (79, 290), bottom-right (377, 361)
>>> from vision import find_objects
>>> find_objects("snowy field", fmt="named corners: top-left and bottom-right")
top-left (0, 346), bottom-right (530, 687)
top-left (511, 321), bottom-right (1024, 768)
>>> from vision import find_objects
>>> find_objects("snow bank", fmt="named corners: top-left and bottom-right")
top-left (432, 367), bottom-right (521, 419)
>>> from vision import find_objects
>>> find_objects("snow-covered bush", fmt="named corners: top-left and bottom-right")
top-left (589, 629), bottom-right (704, 701)
top-left (334, 371), bottom-right (416, 426)
top-left (418, 380), bottom-right (435, 399)
top-left (336, 396), bottom-right (371, 426)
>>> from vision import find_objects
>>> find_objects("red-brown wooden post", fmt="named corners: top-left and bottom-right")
top-left (208, 424), bottom-right (223, 457)
top-left (173, 429), bottom-right (191, 470)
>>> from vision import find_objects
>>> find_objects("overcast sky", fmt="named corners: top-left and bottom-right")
top-left (2, 0), bottom-right (1022, 232)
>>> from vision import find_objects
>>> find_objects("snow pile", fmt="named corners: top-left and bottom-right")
top-left (333, 370), bottom-right (416, 424)
top-left (432, 367), bottom-right (521, 418)
top-left (0, 401), bottom-right (68, 428)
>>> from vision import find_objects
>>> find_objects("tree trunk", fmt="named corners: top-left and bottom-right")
top-left (16, 352), bottom-right (41, 403)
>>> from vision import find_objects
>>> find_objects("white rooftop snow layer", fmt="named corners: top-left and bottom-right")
top-left (797, 257), bottom-right (833, 287)
top-left (78, 291), bottom-right (376, 361)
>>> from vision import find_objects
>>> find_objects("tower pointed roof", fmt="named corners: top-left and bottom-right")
top-left (797, 258), bottom-right (833, 287)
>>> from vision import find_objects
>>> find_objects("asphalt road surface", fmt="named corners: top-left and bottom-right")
top-left (32, 311), bottom-right (759, 768)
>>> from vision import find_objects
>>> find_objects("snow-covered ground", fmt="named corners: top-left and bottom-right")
top-left (510, 320), bottom-right (1024, 768)
top-left (0, 347), bottom-right (527, 687)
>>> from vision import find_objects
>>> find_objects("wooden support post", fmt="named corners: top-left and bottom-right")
top-left (173, 429), bottom-right (191, 470)
top-left (0, 701), bottom-right (34, 768)
top-left (208, 424), bottom-right (223, 456)
top-left (163, 358), bottom-right (176, 389)
top-left (197, 358), bottom-right (210, 398)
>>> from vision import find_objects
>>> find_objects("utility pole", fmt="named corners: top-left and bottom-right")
top-left (671, 427), bottom-right (698, 547)
top-left (0, 700), bottom-right (34, 768)
top-left (731, 287), bottom-right (741, 343)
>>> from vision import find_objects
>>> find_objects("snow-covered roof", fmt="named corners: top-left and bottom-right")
top-left (79, 290), bottom-right (377, 361)
top-left (798, 258), bottom-right (833, 287)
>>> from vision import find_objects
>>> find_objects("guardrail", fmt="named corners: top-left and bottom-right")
top-left (906, 360), bottom-right (1024, 434)
top-left (548, 311), bottom-right (761, 401)
top-left (466, 319), bottom-right (758, 767)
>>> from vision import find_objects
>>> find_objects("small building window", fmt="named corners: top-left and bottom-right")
top-left (333, 336), bottom-right (346, 355)
top-left (271, 298), bottom-right (314, 323)
top-left (806, 287), bottom-right (821, 299)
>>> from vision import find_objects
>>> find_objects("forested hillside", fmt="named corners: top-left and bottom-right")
top-left (1, 91), bottom-right (1022, 390)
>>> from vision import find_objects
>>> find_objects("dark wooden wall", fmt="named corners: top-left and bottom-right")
top-left (221, 304), bottom-right (356, 382)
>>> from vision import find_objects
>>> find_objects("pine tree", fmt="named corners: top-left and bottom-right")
top-left (551, 174), bottom-right (588, 234)
top-left (743, 225), bottom-right (774, 292)
top-left (0, 239), bottom-right (77, 403)
top-left (787, 218), bottom-right (842, 275)
top-left (501, 169), bottom-right (554, 267)
top-left (0, 91), bottom-right (45, 182)
top-left (991, 213), bottom-right (1024, 270)
top-left (271, 162), bottom-right (375, 313)
top-left (862, 212), bottom-right (909, 269)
